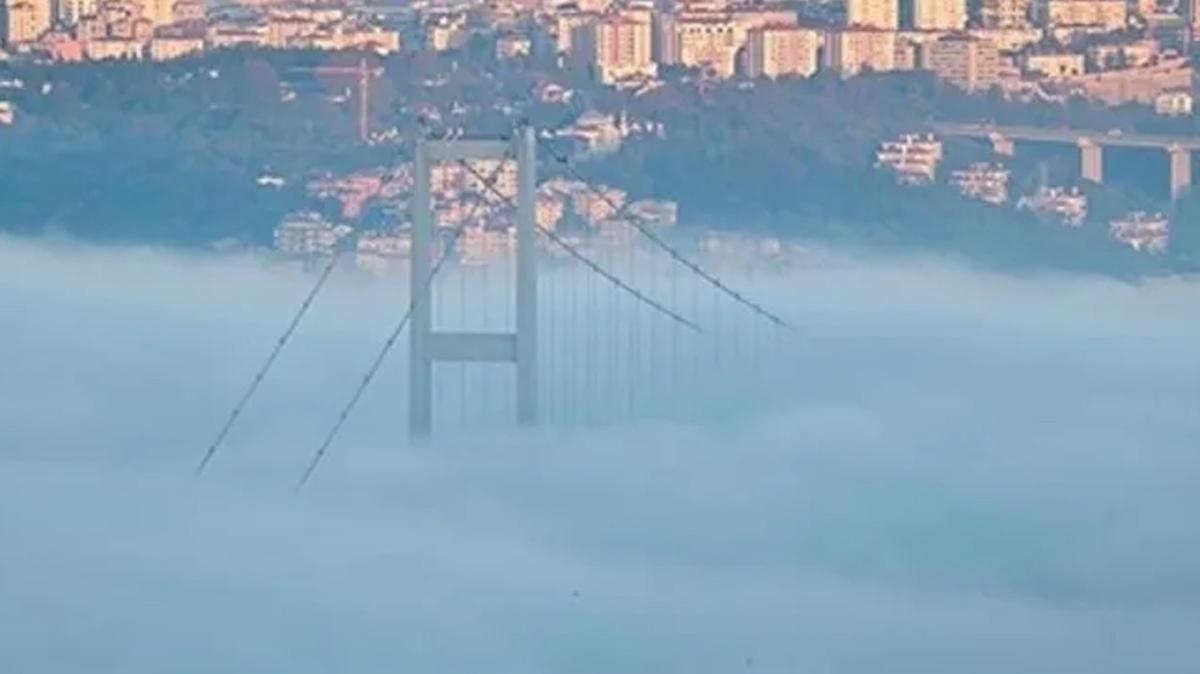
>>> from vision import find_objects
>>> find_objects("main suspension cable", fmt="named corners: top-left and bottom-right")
top-left (458, 161), bottom-right (702, 334)
top-left (537, 138), bottom-right (792, 330)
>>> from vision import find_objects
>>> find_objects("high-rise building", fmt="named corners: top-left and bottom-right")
top-left (668, 13), bottom-right (741, 77)
top-left (924, 34), bottom-right (1000, 90)
top-left (142, 0), bottom-right (175, 26)
top-left (1036, 0), bottom-right (1127, 30)
top-left (556, 11), bottom-right (596, 60)
top-left (979, 0), bottom-right (1032, 27)
top-left (846, 0), bottom-right (899, 28)
top-left (743, 25), bottom-right (821, 78)
top-left (3, 0), bottom-right (50, 44)
top-left (593, 13), bottom-right (656, 82)
top-left (825, 27), bottom-right (898, 75)
top-left (56, 0), bottom-right (96, 25)
top-left (913, 0), bottom-right (968, 28)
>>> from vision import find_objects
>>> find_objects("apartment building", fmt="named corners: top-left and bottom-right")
top-left (742, 24), bottom-right (820, 78)
top-left (924, 34), bottom-right (1000, 91)
top-left (912, 0), bottom-right (967, 30)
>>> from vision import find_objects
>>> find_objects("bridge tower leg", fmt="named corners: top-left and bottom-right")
top-left (515, 126), bottom-right (538, 427)
top-left (1168, 145), bottom-right (1192, 201)
top-left (410, 136), bottom-right (434, 438)
top-left (1078, 139), bottom-right (1103, 184)
top-left (409, 128), bottom-right (538, 439)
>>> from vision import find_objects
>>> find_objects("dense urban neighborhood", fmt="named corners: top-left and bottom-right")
top-left (2, 0), bottom-right (1199, 273)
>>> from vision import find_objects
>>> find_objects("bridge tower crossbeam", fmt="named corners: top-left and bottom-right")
top-left (409, 127), bottom-right (538, 438)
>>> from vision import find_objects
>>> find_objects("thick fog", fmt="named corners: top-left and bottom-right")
top-left (2, 234), bottom-right (1199, 673)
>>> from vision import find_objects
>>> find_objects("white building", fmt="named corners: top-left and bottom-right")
top-left (274, 211), bottom-right (351, 256)
top-left (56, 0), bottom-right (95, 25)
top-left (913, 0), bottom-right (967, 30)
top-left (1109, 211), bottom-right (1168, 253)
top-left (356, 230), bottom-right (412, 275)
top-left (1018, 186), bottom-right (1087, 226)
top-left (951, 163), bottom-right (1010, 204)
top-left (1155, 89), bottom-right (1194, 117)
top-left (627, 199), bottom-right (679, 226)
top-left (876, 133), bottom-right (943, 184)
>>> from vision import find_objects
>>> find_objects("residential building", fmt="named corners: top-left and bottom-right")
top-left (1037, 0), bottom-right (1127, 31)
top-left (1017, 186), bottom-right (1087, 225)
top-left (1021, 51), bottom-right (1085, 79)
top-left (575, 0), bottom-right (615, 12)
top-left (924, 34), bottom-right (1000, 91)
top-left (84, 36), bottom-right (144, 59)
top-left (1131, 0), bottom-right (1154, 15)
top-left (356, 230), bottom-right (412, 275)
top-left (142, 0), bottom-right (174, 26)
top-left (535, 191), bottom-right (565, 230)
top-left (673, 13), bottom-right (741, 77)
top-left (627, 199), bottom-right (678, 226)
top-left (875, 133), bottom-right (943, 184)
top-left (556, 11), bottom-right (595, 60)
top-left (543, 178), bottom-right (627, 223)
top-left (1155, 89), bottom-right (1194, 116)
top-left (274, 211), bottom-right (351, 256)
top-left (655, 6), bottom-right (799, 78)
top-left (557, 110), bottom-right (629, 154)
top-left (967, 26), bottom-right (1041, 51)
top-left (894, 34), bottom-right (921, 70)
top-left (730, 6), bottom-right (799, 37)
top-left (1109, 212), bottom-right (1168, 252)
top-left (980, 0), bottom-right (1032, 27)
top-left (1088, 39), bottom-right (1158, 69)
top-left (951, 162), bottom-right (1010, 204)
top-left (846, 0), bottom-right (898, 29)
top-left (3, 0), bottom-right (51, 44)
top-left (464, 158), bottom-right (518, 202)
top-left (0, 99), bottom-right (13, 125)
top-left (44, 32), bottom-right (85, 60)
top-left (426, 13), bottom-right (466, 51)
top-left (56, 0), bottom-right (96, 25)
top-left (207, 23), bottom-right (269, 48)
top-left (1066, 57), bottom-right (1191, 104)
top-left (495, 31), bottom-right (532, 59)
top-left (913, 0), bottom-right (967, 30)
top-left (172, 0), bottom-right (201, 21)
top-left (742, 24), bottom-right (821, 78)
top-left (149, 32), bottom-right (203, 60)
top-left (825, 27), bottom-right (898, 76)
top-left (593, 13), bottom-right (656, 83)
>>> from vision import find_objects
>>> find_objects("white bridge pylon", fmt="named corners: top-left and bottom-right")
top-left (409, 127), bottom-right (538, 437)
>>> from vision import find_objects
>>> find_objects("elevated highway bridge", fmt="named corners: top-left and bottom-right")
top-left (933, 122), bottom-right (1198, 200)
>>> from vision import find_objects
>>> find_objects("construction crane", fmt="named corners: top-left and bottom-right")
top-left (290, 57), bottom-right (383, 144)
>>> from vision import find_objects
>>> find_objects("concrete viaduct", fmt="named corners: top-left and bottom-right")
top-left (933, 122), bottom-right (1199, 200)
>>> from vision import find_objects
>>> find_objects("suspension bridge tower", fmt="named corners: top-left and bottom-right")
top-left (409, 126), bottom-right (538, 437)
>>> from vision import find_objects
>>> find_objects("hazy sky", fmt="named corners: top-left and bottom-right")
top-left (2, 234), bottom-right (1199, 673)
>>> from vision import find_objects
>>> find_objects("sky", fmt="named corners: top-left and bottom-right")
top-left (2, 234), bottom-right (1199, 673)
